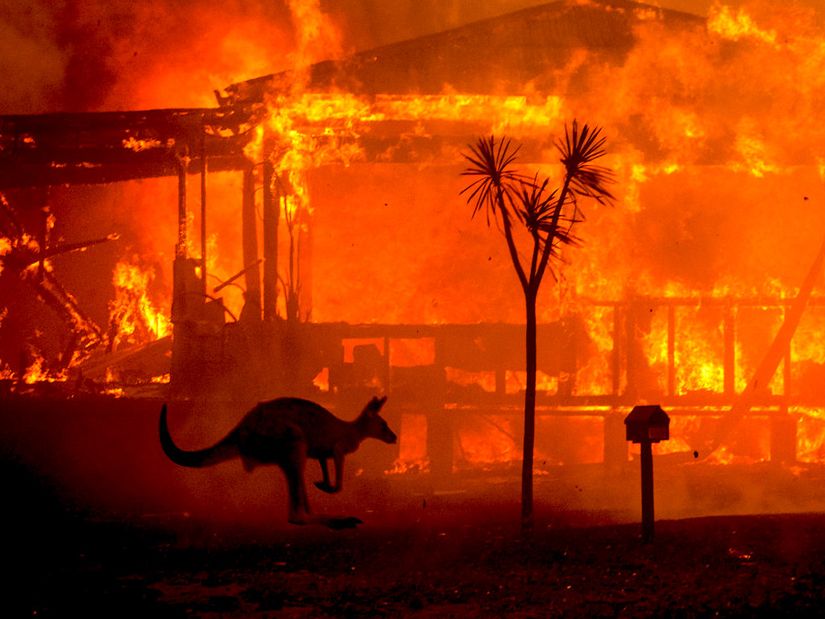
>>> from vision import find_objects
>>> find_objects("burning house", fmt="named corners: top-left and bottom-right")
top-left (2, 0), bottom-right (825, 486)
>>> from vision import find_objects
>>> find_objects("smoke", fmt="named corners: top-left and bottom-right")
top-left (324, 0), bottom-right (552, 52)
top-left (2, 0), bottom-right (548, 113)
top-left (0, 3), bottom-right (66, 113)
top-left (0, 0), bottom-right (297, 113)
top-left (288, 0), bottom-right (343, 80)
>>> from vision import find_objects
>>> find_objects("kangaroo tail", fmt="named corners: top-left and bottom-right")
top-left (159, 404), bottom-right (237, 468)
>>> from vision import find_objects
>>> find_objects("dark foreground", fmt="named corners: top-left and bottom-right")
top-left (8, 464), bottom-right (825, 618)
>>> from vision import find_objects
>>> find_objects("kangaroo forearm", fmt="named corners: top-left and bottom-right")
top-left (319, 458), bottom-right (331, 485)
top-left (333, 454), bottom-right (345, 492)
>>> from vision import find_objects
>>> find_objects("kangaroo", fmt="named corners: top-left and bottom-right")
top-left (159, 395), bottom-right (397, 529)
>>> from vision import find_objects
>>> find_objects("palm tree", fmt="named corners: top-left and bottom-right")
top-left (461, 121), bottom-right (614, 530)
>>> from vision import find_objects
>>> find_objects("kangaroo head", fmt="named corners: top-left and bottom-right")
top-left (359, 396), bottom-right (397, 444)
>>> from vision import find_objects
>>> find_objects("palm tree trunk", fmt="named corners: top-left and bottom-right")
top-left (521, 289), bottom-right (538, 530)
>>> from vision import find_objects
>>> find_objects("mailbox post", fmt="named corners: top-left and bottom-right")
top-left (625, 405), bottom-right (670, 543)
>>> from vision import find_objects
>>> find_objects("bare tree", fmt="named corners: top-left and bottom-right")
top-left (461, 121), bottom-right (614, 529)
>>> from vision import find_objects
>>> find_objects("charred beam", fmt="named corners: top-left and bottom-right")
top-left (176, 154), bottom-right (188, 258)
top-left (200, 133), bottom-right (208, 298)
top-left (0, 155), bottom-right (249, 190)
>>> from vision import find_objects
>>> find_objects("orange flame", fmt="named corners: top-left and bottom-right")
top-left (108, 260), bottom-right (170, 349)
top-left (707, 5), bottom-right (778, 46)
top-left (22, 354), bottom-right (67, 384)
top-left (13, 1), bottom-right (821, 469)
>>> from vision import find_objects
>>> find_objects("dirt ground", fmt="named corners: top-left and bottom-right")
top-left (7, 458), bottom-right (825, 618)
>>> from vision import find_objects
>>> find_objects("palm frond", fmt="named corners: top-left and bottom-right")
top-left (512, 175), bottom-right (556, 233)
top-left (556, 120), bottom-right (616, 205)
top-left (460, 135), bottom-right (528, 224)
top-left (511, 175), bottom-right (586, 262)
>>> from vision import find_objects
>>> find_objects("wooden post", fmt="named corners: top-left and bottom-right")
top-left (242, 167), bottom-right (261, 319)
top-left (200, 133), bottom-right (207, 297)
top-left (640, 440), bottom-right (654, 543)
top-left (262, 162), bottom-right (278, 320)
top-left (299, 207), bottom-right (313, 321)
top-left (176, 154), bottom-right (188, 258)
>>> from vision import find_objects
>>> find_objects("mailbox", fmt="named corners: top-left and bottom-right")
top-left (625, 404), bottom-right (670, 543)
top-left (625, 405), bottom-right (669, 444)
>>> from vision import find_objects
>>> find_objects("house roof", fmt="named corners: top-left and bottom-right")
top-left (223, 0), bottom-right (702, 103)
top-left (0, 0), bottom-right (706, 189)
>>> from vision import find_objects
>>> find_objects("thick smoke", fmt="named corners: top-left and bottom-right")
top-left (0, 4), bottom-right (66, 113)
top-left (0, 1), bottom-right (556, 114)
top-left (0, 1), bottom-right (296, 113)
top-left (3, 1), bottom-right (823, 114)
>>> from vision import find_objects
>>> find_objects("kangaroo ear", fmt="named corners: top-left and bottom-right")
top-left (367, 395), bottom-right (387, 415)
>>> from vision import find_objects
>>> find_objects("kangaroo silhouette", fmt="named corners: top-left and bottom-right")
top-left (159, 395), bottom-right (397, 528)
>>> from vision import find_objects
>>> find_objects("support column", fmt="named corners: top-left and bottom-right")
top-left (298, 207), bottom-right (313, 321)
top-left (172, 153), bottom-right (198, 323)
top-left (176, 153), bottom-right (188, 258)
top-left (783, 333), bottom-right (792, 398)
top-left (262, 162), bottom-right (279, 320)
top-left (200, 134), bottom-right (208, 297)
top-left (242, 166), bottom-right (261, 320)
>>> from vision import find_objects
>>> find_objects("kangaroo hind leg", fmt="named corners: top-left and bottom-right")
top-left (280, 437), bottom-right (312, 526)
top-left (315, 458), bottom-right (336, 493)
top-left (279, 432), bottom-right (362, 530)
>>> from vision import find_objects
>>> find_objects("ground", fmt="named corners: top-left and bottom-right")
top-left (7, 459), bottom-right (825, 618)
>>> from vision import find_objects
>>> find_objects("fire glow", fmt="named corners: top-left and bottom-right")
top-left (2, 0), bottom-right (825, 474)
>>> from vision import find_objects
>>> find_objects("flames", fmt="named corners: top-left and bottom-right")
top-left (5, 1), bottom-right (825, 470)
top-left (375, 2), bottom-right (825, 471)
top-left (707, 4), bottom-right (779, 46)
top-left (243, 92), bottom-right (568, 245)
top-left (22, 354), bottom-right (66, 384)
top-left (108, 260), bottom-right (170, 348)
top-left (0, 257), bottom-right (170, 388)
